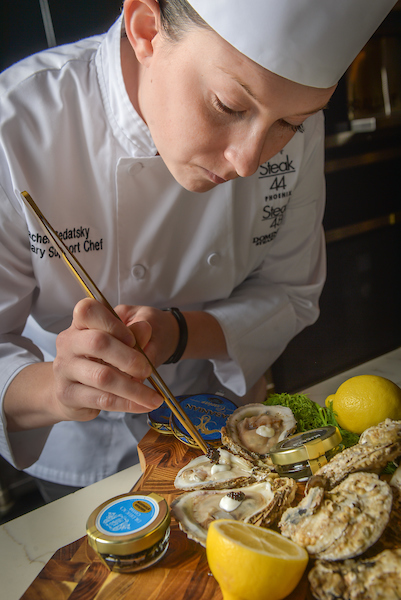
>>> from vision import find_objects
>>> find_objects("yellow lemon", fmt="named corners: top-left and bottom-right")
top-left (325, 394), bottom-right (335, 406)
top-left (206, 519), bottom-right (308, 600)
top-left (325, 375), bottom-right (401, 434)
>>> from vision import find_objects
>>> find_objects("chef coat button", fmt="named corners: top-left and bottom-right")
top-left (129, 162), bottom-right (144, 175)
top-left (207, 253), bottom-right (221, 266)
top-left (132, 264), bottom-right (146, 279)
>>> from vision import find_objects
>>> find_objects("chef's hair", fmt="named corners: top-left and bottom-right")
top-left (122, 0), bottom-right (208, 40)
top-left (158, 0), bottom-right (209, 40)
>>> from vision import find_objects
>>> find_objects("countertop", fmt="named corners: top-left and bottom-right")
top-left (302, 346), bottom-right (401, 404)
top-left (1, 346), bottom-right (400, 599)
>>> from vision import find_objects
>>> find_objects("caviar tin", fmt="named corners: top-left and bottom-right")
top-left (269, 426), bottom-right (342, 481)
top-left (170, 393), bottom-right (237, 448)
top-left (147, 401), bottom-right (175, 435)
top-left (86, 492), bottom-right (170, 573)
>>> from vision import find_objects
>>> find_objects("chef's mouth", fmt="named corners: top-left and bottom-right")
top-left (202, 168), bottom-right (229, 185)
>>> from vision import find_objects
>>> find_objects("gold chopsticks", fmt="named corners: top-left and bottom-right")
top-left (21, 191), bottom-right (209, 455)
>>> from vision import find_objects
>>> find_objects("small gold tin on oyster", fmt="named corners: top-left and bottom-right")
top-left (86, 492), bottom-right (170, 573)
top-left (269, 426), bottom-right (342, 481)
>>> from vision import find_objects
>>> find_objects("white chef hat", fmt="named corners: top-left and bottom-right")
top-left (188, 0), bottom-right (397, 88)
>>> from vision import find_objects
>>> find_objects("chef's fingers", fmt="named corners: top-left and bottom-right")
top-left (114, 305), bottom-right (158, 359)
top-left (56, 324), bottom-right (153, 383)
top-left (113, 303), bottom-right (142, 324)
top-left (52, 299), bottom-right (163, 420)
top-left (114, 304), bottom-right (179, 367)
top-left (71, 298), bottom-right (155, 376)
top-left (72, 298), bottom-right (136, 347)
top-left (54, 360), bottom-right (163, 420)
top-left (122, 320), bottom-right (153, 354)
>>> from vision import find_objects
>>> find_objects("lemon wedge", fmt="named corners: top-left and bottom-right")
top-left (206, 519), bottom-right (308, 600)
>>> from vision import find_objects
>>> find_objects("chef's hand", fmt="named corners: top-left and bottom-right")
top-left (52, 298), bottom-right (164, 422)
top-left (116, 303), bottom-right (230, 366)
top-left (114, 304), bottom-right (180, 368)
top-left (4, 300), bottom-right (228, 433)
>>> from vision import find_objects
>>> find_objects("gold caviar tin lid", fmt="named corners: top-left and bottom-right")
top-left (86, 492), bottom-right (170, 557)
top-left (270, 426), bottom-right (342, 470)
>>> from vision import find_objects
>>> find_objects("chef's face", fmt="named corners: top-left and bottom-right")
top-left (126, 7), bottom-right (336, 193)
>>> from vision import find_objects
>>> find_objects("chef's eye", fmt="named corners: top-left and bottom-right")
top-left (278, 120), bottom-right (305, 134)
top-left (213, 96), bottom-right (245, 119)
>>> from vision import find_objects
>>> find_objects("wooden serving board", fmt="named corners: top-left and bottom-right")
top-left (20, 429), bottom-right (400, 600)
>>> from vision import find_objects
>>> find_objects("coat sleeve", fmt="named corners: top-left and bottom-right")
top-left (0, 184), bottom-right (52, 469)
top-left (205, 112), bottom-right (327, 397)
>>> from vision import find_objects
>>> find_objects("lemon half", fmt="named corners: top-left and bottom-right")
top-left (206, 520), bottom-right (308, 600)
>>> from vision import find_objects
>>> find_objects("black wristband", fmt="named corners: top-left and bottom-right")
top-left (163, 307), bottom-right (188, 364)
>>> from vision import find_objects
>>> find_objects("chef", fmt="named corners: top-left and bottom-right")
top-left (0, 0), bottom-right (396, 502)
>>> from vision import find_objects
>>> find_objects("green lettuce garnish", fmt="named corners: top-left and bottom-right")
top-left (263, 392), bottom-right (359, 448)
top-left (323, 399), bottom-right (360, 448)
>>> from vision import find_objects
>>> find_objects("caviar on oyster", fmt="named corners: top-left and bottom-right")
top-left (219, 491), bottom-right (246, 511)
top-left (221, 404), bottom-right (297, 463)
top-left (171, 477), bottom-right (297, 547)
top-left (206, 447), bottom-right (220, 464)
top-left (174, 448), bottom-right (270, 491)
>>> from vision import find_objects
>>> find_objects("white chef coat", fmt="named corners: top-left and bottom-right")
top-left (0, 17), bottom-right (326, 487)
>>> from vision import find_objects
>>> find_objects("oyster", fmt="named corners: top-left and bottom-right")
top-left (171, 477), bottom-right (297, 547)
top-left (174, 448), bottom-right (271, 491)
top-left (279, 472), bottom-right (393, 560)
top-left (386, 464), bottom-right (401, 545)
top-left (221, 403), bottom-right (297, 465)
top-left (308, 549), bottom-right (401, 600)
top-left (306, 418), bottom-right (401, 492)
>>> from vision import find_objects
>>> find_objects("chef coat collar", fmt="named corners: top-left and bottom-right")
top-left (96, 16), bottom-right (158, 158)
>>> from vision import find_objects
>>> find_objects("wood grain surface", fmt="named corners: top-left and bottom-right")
top-left (20, 429), bottom-right (400, 600)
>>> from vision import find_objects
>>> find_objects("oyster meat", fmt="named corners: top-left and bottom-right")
top-left (174, 448), bottom-right (271, 491)
top-left (221, 403), bottom-right (297, 465)
top-left (171, 477), bottom-right (297, 547)
top-left (306, 418), bottom-right (401, 492)
top-left (279, 471), bottom-right (393, 560)
top-left (308, 549), bottom-right (401, 600)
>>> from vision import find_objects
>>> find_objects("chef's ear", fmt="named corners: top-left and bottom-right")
top-left (123, 0), bottom-right (161, 66)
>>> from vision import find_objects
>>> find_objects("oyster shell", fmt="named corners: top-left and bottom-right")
top-left (279, 472), bottom-right (393, 560)
top-left (174, 448), bottom-right (271, 491)
top-left (221, 403), bottom-right (297, 465)
top-left (308, 549), bottom-right (401, 600)
top-left (306, 418), bottom-right (401, 492)
top-left (171, 477), bottom-right (297, 547)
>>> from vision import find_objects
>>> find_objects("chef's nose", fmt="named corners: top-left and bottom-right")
top-left (224, 132), bottom-right (270, 178)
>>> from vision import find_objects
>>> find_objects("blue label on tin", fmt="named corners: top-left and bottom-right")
top-left (172, 394), bottom-right (237, 442)
top-left (96, 496), bottom-right (159, 536)
top-left (148, 402), bottom-right (172, 425)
